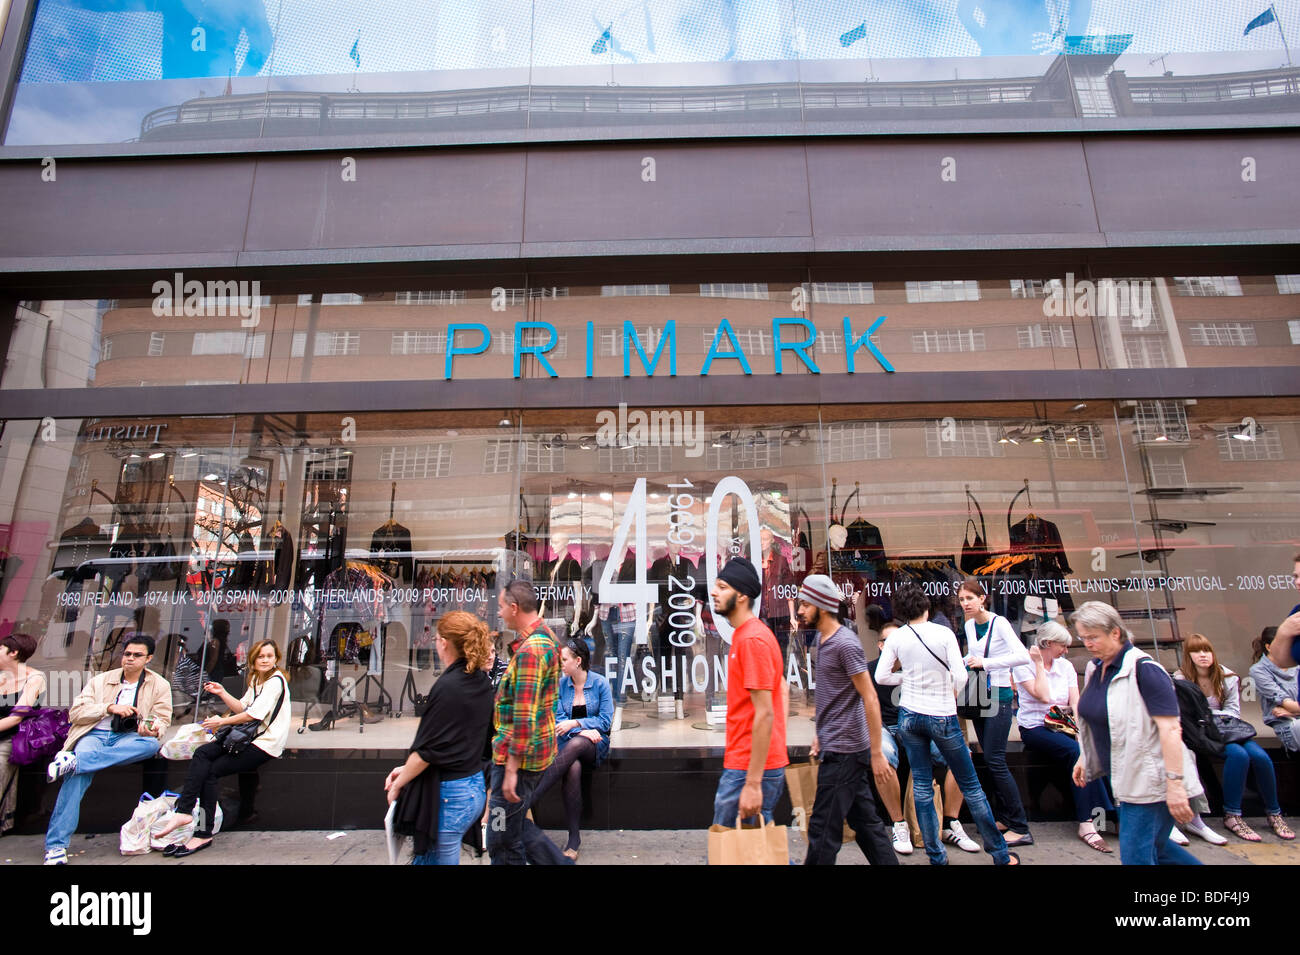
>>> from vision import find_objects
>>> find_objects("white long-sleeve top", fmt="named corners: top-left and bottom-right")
top-left (963, 614), bottom-right (1032, 688)
top-left (875, 621), bottom-right (968, 717)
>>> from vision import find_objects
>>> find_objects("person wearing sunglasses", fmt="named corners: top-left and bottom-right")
top-left (43, 634), bottom-right (172, 865)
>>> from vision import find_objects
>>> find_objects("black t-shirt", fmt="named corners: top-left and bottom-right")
top-left (866, 656), bottom-right (900, 728)
top-left (1077, 643), bottom-right (1178, 775)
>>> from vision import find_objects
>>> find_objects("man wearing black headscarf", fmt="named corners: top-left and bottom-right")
top-left (709, 557), bottom-right (789, 826)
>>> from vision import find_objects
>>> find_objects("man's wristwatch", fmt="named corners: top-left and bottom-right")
top-left (1165, 771), bottom-right (1184, 781)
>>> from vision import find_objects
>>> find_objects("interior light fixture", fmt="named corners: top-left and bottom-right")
top-left (578, 435), bottom-right (597, 450)
top-left (498, 415), bottom-right (512, 428)
top-left (204, 473), bottom-right (219, 481)
top-left (180, 450), bottom-right (198, 459)
top-left (567, 491), bottom-right (578, 499)
top-left (148, 451), bottom-right (166, 459)
top-left (599, 491), bottom-right (613, 502)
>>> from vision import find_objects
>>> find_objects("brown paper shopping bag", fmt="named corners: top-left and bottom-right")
top-left (903, 775), bottom-right (944, 848)
top-left (708, 817), bottom-right (789, 865)
top-left (785, 759), bottom-right (855, 844)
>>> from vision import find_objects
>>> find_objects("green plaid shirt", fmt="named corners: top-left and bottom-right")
top-left (493, 619), bottom-right (560, 771)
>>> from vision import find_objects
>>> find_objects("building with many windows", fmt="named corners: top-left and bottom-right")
top-left (0, 0), bottom-right (1298, 835)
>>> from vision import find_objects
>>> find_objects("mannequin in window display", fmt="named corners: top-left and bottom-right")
top-left (760, 526), bottom-right (796, 661)
top-left (539, 531), bottom-right (582, 640)
top-left (649, 539), bottom-right (697, 717)
top-left (581, 544), bottom-right (612, 668)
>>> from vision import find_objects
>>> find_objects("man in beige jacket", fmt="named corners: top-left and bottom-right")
top-left (44, 634), bottom-right (172, 865)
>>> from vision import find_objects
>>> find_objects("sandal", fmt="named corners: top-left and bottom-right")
top-left (1004, 851), bottom-right (1021, 866)
top-left (1079, 830), bottom-right (1113, 853)
top-left (563, 848), bottom-right (580, 861)
top-left (1223, 815), bottom-right (1262, 843)
top-left (1267, 814), bottom-right (1296, 841)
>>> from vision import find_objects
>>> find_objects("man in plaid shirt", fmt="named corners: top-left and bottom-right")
top-left (488, 580), bottom-right (570, 864)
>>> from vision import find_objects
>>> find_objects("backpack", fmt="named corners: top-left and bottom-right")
top-left (1173, 677), bottom-right (1226, 760)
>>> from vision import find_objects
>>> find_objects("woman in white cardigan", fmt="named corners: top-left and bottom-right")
top-left (958, 578), bottom-right (1033, 846)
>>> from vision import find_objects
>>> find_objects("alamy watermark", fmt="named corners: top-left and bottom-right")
top-left (1043, 272), bottom-right (1154, 327)
top-left (152, 272), bottom-right (261, 327)
top-left (595, 403), bottom-right (705, 458)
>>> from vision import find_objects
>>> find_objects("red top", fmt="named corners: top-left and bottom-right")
top-left (724, 617), bottom-right (788, 771)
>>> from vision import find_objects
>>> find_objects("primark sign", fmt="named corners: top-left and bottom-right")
top-left (442, 317), bottom-right (894, 379)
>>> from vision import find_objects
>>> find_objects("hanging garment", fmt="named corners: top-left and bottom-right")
top-left (369, 522), bottom-right (414, 583)
top-left (1008, 515), bottom-right (1075, 611)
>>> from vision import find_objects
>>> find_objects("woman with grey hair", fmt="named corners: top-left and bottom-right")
top-left (1069, 601), bottom-right (1201, 864)
top-left (1012, 621), bottom-right (1113, 852)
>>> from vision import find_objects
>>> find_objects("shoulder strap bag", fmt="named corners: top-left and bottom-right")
top-left (955, 617), bottom-right (998, 720)
top-left (215, 675), bottom-right (286, 755)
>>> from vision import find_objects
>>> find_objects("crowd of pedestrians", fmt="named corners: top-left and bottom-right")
top-left (5, 551), bottom-right (1299, 865)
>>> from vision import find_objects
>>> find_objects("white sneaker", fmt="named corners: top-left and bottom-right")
top-left (1168, 825), bottom-right (1190, 846)
top-left (1185, 815), bottom-right (1229, 845)
top-left (46, 751), bottom-right (76, 782)
top-left (43, 847), bottom-right (68, 865)
top-left (943, 820), bottom-right (980, 853)
top-left (892, 821), bottom-right (914, 855)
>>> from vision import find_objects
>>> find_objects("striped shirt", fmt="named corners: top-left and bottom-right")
top-left (873, 621), bottom-right (967, 718)
top-left (813, 626), bottom-right (870, 754)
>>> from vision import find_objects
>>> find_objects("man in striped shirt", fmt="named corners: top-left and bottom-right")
top-left (797, 575), bottom-right (898, 865)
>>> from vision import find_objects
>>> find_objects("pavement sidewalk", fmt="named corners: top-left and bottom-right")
top-left (4, 818), bottom-right (1297, 865)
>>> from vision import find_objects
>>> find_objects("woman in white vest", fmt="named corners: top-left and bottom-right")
top-left (1070, 601), bottom-right (1202, 864)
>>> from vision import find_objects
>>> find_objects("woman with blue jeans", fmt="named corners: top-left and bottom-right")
top-left (386, 611), bottom-right (495, 865)
top-left (874, 582), bottom-right (1018, 866)
top-left (1175, 633), bottom-right (1293, 842)
top-left (1071, 601), bottom-right (1202, 866)
top-left (958, 579), bottom-right (1033, 846)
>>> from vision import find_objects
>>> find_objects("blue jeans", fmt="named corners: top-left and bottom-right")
top-left (610, 619), bottom-right (636, 703)
top-left (880, 724), bottom-right (899, 769)
top-left (412, 772), bottom-right (487, 866)
top-left (1020, 725), bottom-right (1113, 823)
top-left (1118, 801), bottom-right (1203, 865)
top-left (896, 707), bottom-right (1010, 865)
top-left (972, 689), bottom-right (1029, 834)
top-left (45, 728), bottom-right (161, 850)
top-left (712, 767), bottom-right (785, 826)
top-left (1221, 740), bottom-right (1281, 817)
top-left (485, 763), bottom-right (573, 865)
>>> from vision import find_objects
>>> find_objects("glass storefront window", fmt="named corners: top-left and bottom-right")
top-left (2, 398), bottom-right (1296, 753)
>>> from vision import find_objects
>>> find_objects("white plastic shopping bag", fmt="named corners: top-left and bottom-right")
top-left (120, 792), bottom-right (173, 855)
top-left (160, 723), bottom-right (212, 760)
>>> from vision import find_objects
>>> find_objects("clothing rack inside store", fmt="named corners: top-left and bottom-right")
top-left (401, 552), bottom-right (501, 714)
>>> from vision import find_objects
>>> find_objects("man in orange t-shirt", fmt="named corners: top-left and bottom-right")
top-left (710, 556), bottom-right (788, 826)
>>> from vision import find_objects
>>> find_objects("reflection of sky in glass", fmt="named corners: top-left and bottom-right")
top-left (18, 0), bottom-right (1298, 84)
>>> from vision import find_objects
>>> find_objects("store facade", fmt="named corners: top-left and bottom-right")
top-left (1, 0), bottom-right (1299, 832)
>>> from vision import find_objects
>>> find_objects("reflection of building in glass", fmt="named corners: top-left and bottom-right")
top-left (137, 59), bottom-right (1300, 141)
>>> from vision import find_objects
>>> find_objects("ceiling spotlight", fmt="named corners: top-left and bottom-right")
top-left (1153, 433), bottom-right (1169, 442)
top-left (204, 473), bottom-right (219, 481)
top-left (445, 429), bottom-right (459, 437)
top-left (180, 450), bottom-right (198, 459)
top-left (148, 451), bottom-right (166, 459)
top-left (127, 452), bottom-right (142, 459)
top-left (1031, 433), bottom-right (1045, 443)
top-left (712, 431), bottom-right (734, 448)
top-left (1230, 430), bottom-right (1253, 441)
top-left (1071, 403), bottom-right (1088, 412)
top-left (1065, 432), bottom-right (1078, 443)
top-left (547, 433), bottom-right (568, 450)
top-left (567, 491), bottom-right (578, 499)
top-left (782, 426), bottom-right (809, 446)
top-left (617, 432), bottom-right (635, 450)
top-left (599, 491), bottom-right (613, 502)
top-left (498, 415), bottom-right (512, 428)
top-left (578, 435), bottom-right (597, 450)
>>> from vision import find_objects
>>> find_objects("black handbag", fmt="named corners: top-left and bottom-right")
top-left (109, 674), bottom-right (145, 733)
top-left (215, 675), bottom-right (286, 755)
top-left (1213, 713), bottom-right (1257, 745)
top-left (955, 617), bottom-right (999, 720)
